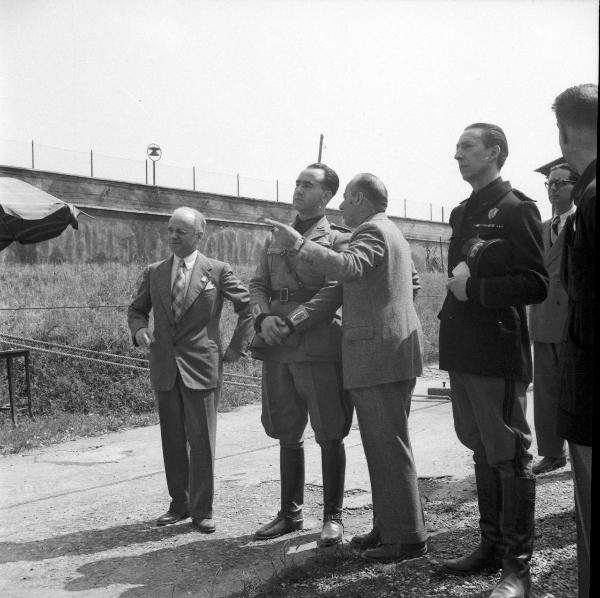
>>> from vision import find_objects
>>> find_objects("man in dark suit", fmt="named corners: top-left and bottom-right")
top-left (553, 83), bottom-right (596, 598)
top-left (249, 163), bottom-right (352, 547)
top-left (128, 207), bottom-right (253, 533)
top-left (265, 173), bottom-right (428, 563)
top-left (529, 163), bottom-right (578, 475)
top-left (438, 123), bottom-right (548, 598)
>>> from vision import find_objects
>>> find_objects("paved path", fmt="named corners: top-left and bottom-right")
top-left (0, 374), bottom-right (537, 598)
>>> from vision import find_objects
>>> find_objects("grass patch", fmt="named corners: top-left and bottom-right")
top-left (1, 263), bottom-right (446, 454)
top-left (414, 271), bottom-right (446, 363)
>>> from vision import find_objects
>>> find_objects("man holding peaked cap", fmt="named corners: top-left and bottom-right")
top-left (439, 123), bottom-right (548, 598)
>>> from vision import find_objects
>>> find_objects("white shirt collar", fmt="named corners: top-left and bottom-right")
top-left (558, 205), bottom-right (576, 225)
top-left (175, 249), bottom-right (198, 269)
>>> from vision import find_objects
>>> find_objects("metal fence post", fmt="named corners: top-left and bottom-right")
top-left (193, 166), bottom-right (196, 191)
top-left (90, 149), bottom-right (94, 177)
top-left (276, 179), bottom-right (279, 202)
top-left (442, 206), bottom-right (444, 223)
top-left (145, 159), bottom-right (148, 185)
top-left (31, 140), bottom-right (35, 169)
top-left (430, 203), bottom-right (433, 221)
top-left (236, 174), bottom-right (240, 197)
top-left (403, 198), bottom-right (407, 218)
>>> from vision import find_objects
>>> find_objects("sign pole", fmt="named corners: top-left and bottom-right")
top-left (147, 143), bottom-right (162, 187)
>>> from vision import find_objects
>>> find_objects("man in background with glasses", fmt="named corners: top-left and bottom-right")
top-left (528, 163), bottom-right (578, 477)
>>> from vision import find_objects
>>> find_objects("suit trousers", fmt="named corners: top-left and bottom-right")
top-left (155, 373), bottom-right (219, 519)
top-left (350, 379), bottom-right (427, 545)
top-left (569, 442), bottom-right (591, 598)
top-left (449, 371), bottom-right (532, 478)
top-left (533, 341), bottom-right (567, 458)
top-left (261, 360), bottom-right (351, 446)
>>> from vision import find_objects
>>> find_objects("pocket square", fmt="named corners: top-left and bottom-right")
top-left (205, 281), bottom-right (216, 290)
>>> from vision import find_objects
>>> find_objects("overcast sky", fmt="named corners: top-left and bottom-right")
top-left (1, 0), bottom-right (598, 221)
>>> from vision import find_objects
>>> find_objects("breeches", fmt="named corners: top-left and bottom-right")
top-left (155, 373), bottom-right (218, 519)
top-left (449, 371), bottom-right (532, 478)
top-left (261, 360), bottom-right (352, 445)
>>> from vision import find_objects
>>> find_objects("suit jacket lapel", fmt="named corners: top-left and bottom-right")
top-left (180, 253), bottom-right (213, 317)
top-left (157, 257), bottom-right (175, 325)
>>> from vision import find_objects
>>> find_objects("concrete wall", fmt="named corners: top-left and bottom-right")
top-left (0, 166), bottom-right (451, 272)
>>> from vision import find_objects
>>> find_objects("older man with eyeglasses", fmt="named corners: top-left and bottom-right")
top-left (529, 163), bottom-right (579, 476)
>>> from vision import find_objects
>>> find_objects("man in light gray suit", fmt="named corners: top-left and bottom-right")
top-left (128, 207), bottom-right (253, 533)
top-left (529, 163), bottom-right (578, 475)
top-left (265, 173), bottom-right (427, 563)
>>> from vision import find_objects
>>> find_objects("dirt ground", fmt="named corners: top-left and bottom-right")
top-left (0, 370), bottom-right (578, 597)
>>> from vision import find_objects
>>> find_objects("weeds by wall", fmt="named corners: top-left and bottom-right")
top-left (1, 263), bottom-right (445, 420)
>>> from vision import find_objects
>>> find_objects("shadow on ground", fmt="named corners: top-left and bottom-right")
top-left (64, 530), bottom-right (322, 598)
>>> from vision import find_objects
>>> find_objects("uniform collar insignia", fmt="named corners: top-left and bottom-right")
top-left (488, 208), bottom-right (499, 220)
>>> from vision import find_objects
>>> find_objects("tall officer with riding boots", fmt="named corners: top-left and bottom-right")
top-left (439, 123), bottom-right (548, 598)
top-left (249, 163), bottom-right (352, 547)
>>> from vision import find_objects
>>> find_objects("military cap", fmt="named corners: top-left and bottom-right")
top-left (462, 237), bottom-right (512, 278)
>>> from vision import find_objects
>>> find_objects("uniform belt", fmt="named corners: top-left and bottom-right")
top-left (270, 287), bottom-right (320, 302)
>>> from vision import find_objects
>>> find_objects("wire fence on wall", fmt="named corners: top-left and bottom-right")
top-left (0, 138), bottom-right (451, 222)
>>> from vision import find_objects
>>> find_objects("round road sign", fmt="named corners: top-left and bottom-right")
top-left (147, 143), bottom-right (162, 161)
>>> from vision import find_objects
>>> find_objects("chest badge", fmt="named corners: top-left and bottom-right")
top-left (488, 208), bottom-right (499, 220)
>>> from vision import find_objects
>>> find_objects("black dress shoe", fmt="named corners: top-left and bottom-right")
top-left (351, 528), bottom-right (381, 550)
top-left (532, 456), bottom-right (567, 475)
top-left (192, 518), bottom-right (216, 533)
top-left (156, 510), bottom-right (190, 526)
top-left (363, 540), bottom-right (428, 563)
top-left (319, 519), bottom-right (343, 547)
top-left (441, 544), bottom-right (502, 575)
top-left (254, 513), bottom-right (303, 540)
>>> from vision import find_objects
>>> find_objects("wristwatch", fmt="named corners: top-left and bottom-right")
top-left (292, 236), bottom-right (305, 252)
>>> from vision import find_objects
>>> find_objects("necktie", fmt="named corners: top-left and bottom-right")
top-left (171, 259), bottom-right (187, 320)
top-left (550, 215), bottom-right (560, 245)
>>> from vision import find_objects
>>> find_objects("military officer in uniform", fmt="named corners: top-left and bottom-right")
top-left (439, 123), bottom-right (548, 598)
top-left (249, 163), bottom-right (352, 547)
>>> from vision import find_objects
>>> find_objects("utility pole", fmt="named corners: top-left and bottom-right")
top-left (317, 134), bottom-right (324, 162)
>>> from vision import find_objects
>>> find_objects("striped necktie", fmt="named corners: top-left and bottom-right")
top-left (171, 259), bottom-right (187, 320)
top-left (550, 215), bottom-right (560, 245)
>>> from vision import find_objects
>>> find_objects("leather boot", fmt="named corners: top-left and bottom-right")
top-left (490, 476), bottom-right (535, 598)
top-left (319, 440), bottom-right (346, 547)
top-left (254, 445), bottom-right (304, 540)
top-left (443, 464), bottom-right (503, 575)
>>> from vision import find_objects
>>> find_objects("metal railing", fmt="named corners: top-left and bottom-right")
top-left (0, 138), bottom-right (452, 222)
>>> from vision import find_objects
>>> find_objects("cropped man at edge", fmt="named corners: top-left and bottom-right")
top-left (553, 83), bottom-right (596, 598)
top-left (249, 163), bottom-right (353, 547)
top-left (529, 163), bottom-right (578, 476)
top-left (438, 123), bottom-right (548, 598)
top-left (264, 172), bottom-right (428, 564)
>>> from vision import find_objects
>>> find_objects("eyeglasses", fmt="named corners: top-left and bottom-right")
top-left (545, 180), bottom-right (577, 190)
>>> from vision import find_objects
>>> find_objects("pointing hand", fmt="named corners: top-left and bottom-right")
top-left (263, 218), bottom-right (302, 248)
